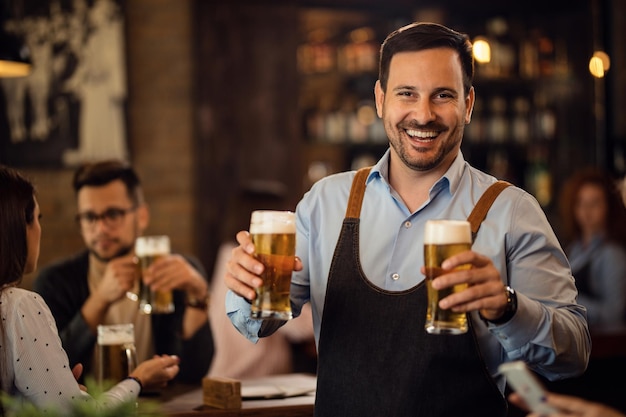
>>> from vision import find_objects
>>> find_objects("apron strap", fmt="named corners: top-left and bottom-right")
top-left (345, 167), bottom-right (511, 240)
top-left (467, 180), bottom-right (512, 241)
top-left (345, 167), bottom-right (372, 219)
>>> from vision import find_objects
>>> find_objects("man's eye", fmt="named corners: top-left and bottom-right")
top-left (104, 209), bottom-right (124, 220)
top-left (84, 213), bottom-right (99, 223)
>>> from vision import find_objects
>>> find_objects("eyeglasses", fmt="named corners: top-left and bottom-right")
top-left (75, 207), bottom-right (137, 229)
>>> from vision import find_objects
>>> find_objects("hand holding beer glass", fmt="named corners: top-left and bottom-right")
top-left (424, 220), bottom-right (472, 335)
top-left (96, 323), bottom-right (137, 386)
top-left (249, 210), bottom-right (296, 321)
top-left (135, 235), bottom-right (174, 314)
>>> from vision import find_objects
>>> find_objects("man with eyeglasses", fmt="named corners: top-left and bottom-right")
top-left (34, 160), bottom-right (214, 384)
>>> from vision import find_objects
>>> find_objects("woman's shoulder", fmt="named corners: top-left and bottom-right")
top-left (2, 286), bottom-right (40, 302)
top-left (1, 287), bottom-right (52, 316)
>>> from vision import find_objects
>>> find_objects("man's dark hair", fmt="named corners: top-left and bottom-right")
top-left (73, 159), bottom-right (144, 205)
top-left (378, 22), bottom-right (474, 96)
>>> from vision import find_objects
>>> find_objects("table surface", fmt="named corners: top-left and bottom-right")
top-left (150, 374), bottom-right (316, 417)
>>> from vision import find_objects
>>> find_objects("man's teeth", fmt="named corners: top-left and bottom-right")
top-left (406, 129), bottom-right (438, 139)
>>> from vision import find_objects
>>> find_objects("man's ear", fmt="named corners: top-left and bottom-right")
top-left (374, 80), bottom-right (384, 118)
top-left (136, 204), bottom-right (150, 232)
top-left (465, 86), bottom-right (475, 124)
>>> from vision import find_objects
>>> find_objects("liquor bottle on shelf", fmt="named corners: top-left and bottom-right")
top-left (486, 96), bottom-right (509, 143)
top-left (532, 92), bottom-right (556, 141)
top-left (525, 145), bottom-right (552, 207)
top-left (511, 96), bottom-right (531, 144)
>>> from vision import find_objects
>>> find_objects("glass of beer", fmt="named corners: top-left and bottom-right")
top-left (249, 210), bottom-right (296, 320)
top-left (135, 235), bottom-right (174, 314)
top-left (423, 220), bottom-right (472, 335)
top-left (96, 323), bottom-right (137, 386)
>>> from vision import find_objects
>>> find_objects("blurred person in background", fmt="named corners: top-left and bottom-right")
top-left (34, 160), bottom-right (213, 384)
top-left (558, 167), bottom-right (626, 330)
top-left (207, 189), bottom-right (316, 379)
top-left (208, 242), bottom-right (316, 379)
top-left (0, 164), bottom-right (179, 413)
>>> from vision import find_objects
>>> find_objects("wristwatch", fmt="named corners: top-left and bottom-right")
top-left (186, 294), bottom-right (210, 311)
top-left (484, 286), bottom-right (517, 325)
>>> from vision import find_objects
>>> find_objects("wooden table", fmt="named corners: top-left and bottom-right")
top-left (150, 374), bottom-right (316, 417)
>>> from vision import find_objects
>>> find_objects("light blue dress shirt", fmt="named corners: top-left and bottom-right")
top-left (227, 150), bottom-right (591, 390)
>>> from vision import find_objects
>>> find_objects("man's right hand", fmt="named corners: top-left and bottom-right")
top-left (95, 254), bottom-right (138, 304)
top-left (224, 230), bottom-right (302, 301)
top-left (82, 254), bottom-right (139, 332)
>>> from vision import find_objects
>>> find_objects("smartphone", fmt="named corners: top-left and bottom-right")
top-left (498, 361), bottom-right (558, 414)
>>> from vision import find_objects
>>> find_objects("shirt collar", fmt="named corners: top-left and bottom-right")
top-left (439, 150), bottom-right (467, 196)
top-left (369, 148), bottom-right (467, 196)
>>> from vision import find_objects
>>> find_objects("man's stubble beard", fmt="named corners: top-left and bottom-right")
top-left (88, 222), bottom-right (140, 263)
top-left (387, 121), bottom-right (465, 172)
top-left (89, 242), bottom-right (134, 263)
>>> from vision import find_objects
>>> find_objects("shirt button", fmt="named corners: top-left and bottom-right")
top-left (404, 221), bottom-right (412, 228)
top-left (391, 273), bottom-right (400, 281)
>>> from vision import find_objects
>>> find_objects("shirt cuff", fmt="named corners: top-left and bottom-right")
top-left (484, 292), bottom-right (542, 351)
top-left (225, 290), bottom-right (263, 343)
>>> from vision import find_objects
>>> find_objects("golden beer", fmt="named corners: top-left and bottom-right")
top-left (96, 324), bottom-right (137, 386)
top-left (423, 220), bottom-right (472, 335)
top-left (249, 211), bottom-right (296, 320)
top-left (135, 236), bottom-right (174, 314)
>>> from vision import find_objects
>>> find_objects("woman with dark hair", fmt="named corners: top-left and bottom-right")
top-left (0, 165), bottom-right (179, 413)
top-left (559, 167), bottom-right (626, 329)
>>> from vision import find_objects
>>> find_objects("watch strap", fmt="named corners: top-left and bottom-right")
top-left (481, 286), bottom-right (517, 325)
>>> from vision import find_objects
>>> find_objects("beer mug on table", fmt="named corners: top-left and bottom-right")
top-left (135, 235), bottom-right (174, 314)
top-left (423, 220), bottom-right (472, 335)
top-left (96, 323), bottom-right (137, 385)
top-left (249, 210), bottom-right (296, 320)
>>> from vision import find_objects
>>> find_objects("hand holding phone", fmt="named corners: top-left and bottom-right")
top-left (498, 361), bottom-right (558, 414)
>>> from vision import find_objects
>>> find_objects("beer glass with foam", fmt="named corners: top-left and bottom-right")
top-left (423, 220), bottom-right (472, 335)
top-left (96, 323), bottom-right (137, 386)
top-left (135, 235), bottom-right (174, 314)
top-left (249, 210), bottom-right (296, 320)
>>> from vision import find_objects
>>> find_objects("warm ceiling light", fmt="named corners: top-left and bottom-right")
top-left (589, 50), bottom-right (610, 78)
top-left (0, 60), bottom-right (30, 77)
top-left (593, 51), bottom-right (610, 71)
top-left (473, 37), bottom-right (491, 64)
top-left (349, 27), bottom-right (375, 43)
top-left (589, 56), bottom-right (604, 78)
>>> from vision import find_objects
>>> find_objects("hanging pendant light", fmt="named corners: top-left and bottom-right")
top-left (0, 1), bottom-right (31, 78)
top-left (0, 30), bottom-right (31, 77)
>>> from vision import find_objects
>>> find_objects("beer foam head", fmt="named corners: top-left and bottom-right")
top-left (250, 210), bottom-right (296, 234)
top-left (135, 235), bottom-right (170, 256)
top-left (424, 220), bottom-right (471, 244)
top-left (97, 324), bottom-right (135, 345)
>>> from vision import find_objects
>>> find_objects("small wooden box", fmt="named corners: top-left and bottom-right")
top-left (202, 376), bottom-right (242, 409)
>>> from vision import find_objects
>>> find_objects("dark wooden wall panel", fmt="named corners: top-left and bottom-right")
top-left (194, 1), bottom-right (301, 276)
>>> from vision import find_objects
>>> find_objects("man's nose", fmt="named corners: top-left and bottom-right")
top-left (92, 216), bottom-right (113, 231)
top-left (409, 99), bottom-right (436, 124)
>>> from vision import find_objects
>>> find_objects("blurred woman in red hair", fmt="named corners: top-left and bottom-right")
top-left (559, 167), bottom-right (626, 330)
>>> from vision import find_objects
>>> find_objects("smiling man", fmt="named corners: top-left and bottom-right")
top-left (34, 160), bottom-right (214, 384)
top-left (222, 22), bottom-right (590, 417)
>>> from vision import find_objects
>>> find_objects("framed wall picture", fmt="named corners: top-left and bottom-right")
top-left (0, 0), bottom-right (127, 168)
